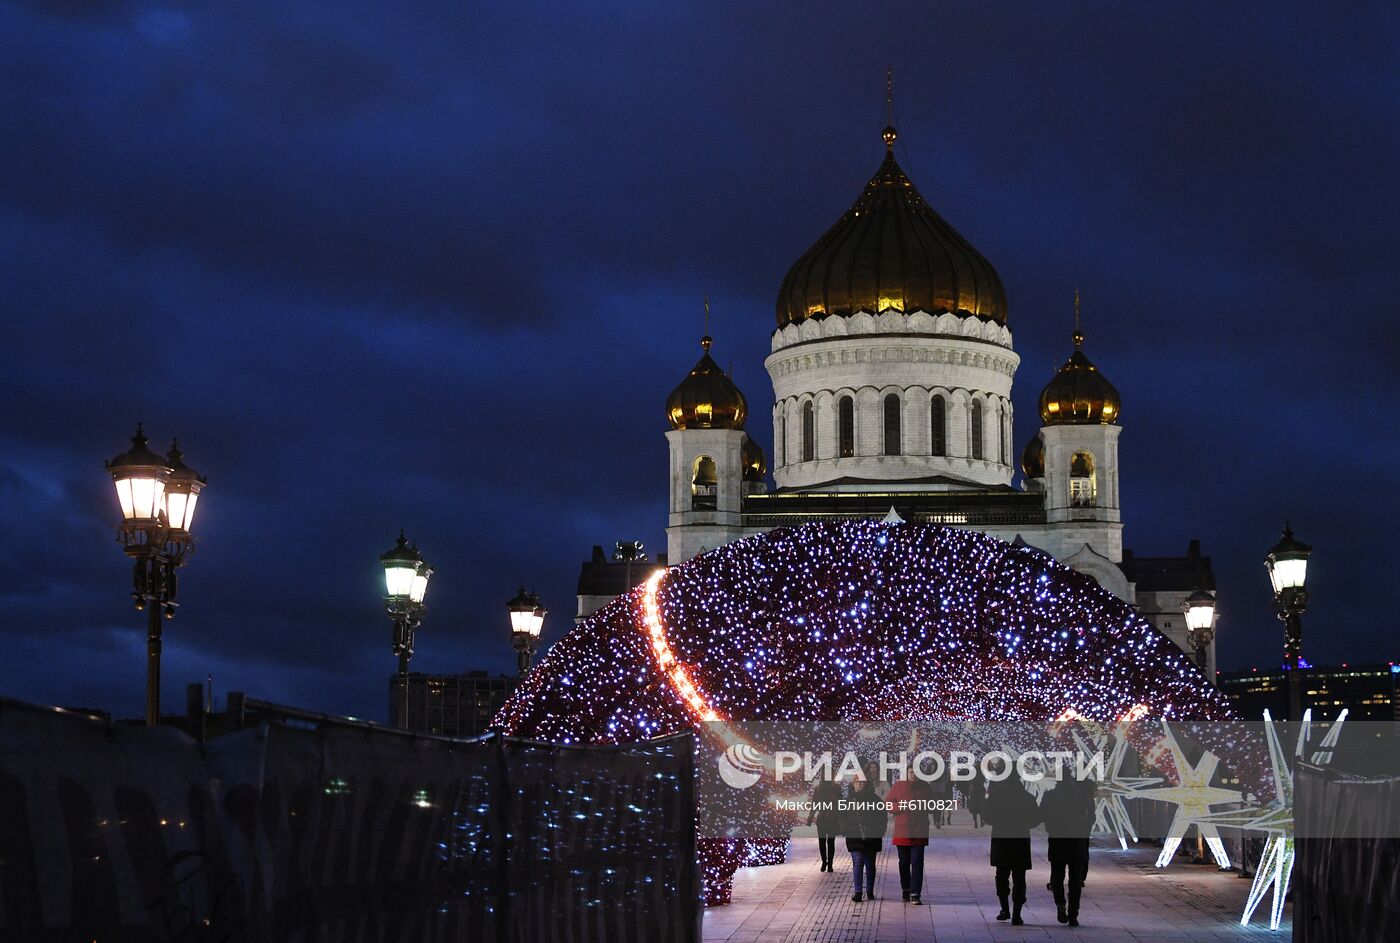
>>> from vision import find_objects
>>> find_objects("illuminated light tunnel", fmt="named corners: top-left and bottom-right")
top-left (495, 520), bottom-right (1241, 903)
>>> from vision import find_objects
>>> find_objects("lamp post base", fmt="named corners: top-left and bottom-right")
top-left (397, 670), bottom-right (411, 730)
top-left (145, 589), bottom-right (163, 727)
top-left (1283, 609), bottom-right (1304, 720)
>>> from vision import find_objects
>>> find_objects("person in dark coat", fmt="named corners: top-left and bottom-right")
top-left (1041, 774), bottom-right (1096, 926)
top-left (983, 764), bottom-right (1042, 925)
top-left (843, 763), bottom-right (888, 902)
top-left (886, 771), bottom-right (933, 903)
top-left (964, 767), bottom-right (986, 828)
top-left (930, 769), bottom-right (953, 828)
top-left (807, 771), bottom-right (843, 872)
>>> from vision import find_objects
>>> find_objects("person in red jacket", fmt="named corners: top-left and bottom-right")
top-left (886, 771), bottom-right (935, 904)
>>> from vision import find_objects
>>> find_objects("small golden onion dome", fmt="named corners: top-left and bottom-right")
top-left (1020, 434), bottom-right (1045, 479)
top-left (1038, 331), bottom-right (1121, 425)
top-left (666, 336), bottom-right (748, 430)
top-left (775, 125), bottom-right (1007, 327)
top-left (741, 435), bottom-right (767, 482)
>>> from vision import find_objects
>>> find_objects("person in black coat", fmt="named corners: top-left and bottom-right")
top-left (965, 767), bottom-right (986, 828)
top-left (1041, 774), bottom-right (1097, 926)
top-left (842, 763), bottom-right (888, 902)
top-left (983, 765), bottom-right (1042, 925)
top-left (807, 772), bottom-right (843, 872)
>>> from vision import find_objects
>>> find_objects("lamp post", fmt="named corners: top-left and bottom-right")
top-left (1265, 523), bottom-right (1311, 721)
top-left (1182, 587), bottom-right (1217, 674)
top-left (1181, 585), bottom-right (1218, 865)
top-left (106, 425), bottom-right (206, 726)
top-left (381, 532), bottom-right (430, 728)
top-left (507, 586), bottom-right (546, 675)
top-left (614, 540), bottom-right (647, 596)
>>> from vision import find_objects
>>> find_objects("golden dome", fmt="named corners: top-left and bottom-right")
top-left (775, 126), bottom-right (1007, 328)
top-left (742, 435), bottom-right (767, 482)
top-left (1020, 434), bottom-right (1044, 479)
top-left (1038, 331), bottom-right (1121, 425)
top-left (666, 336), bottom-right (748, 430)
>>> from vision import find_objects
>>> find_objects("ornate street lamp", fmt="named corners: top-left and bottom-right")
top-left (1265, 523), bottom-right (1311, 720)
top-left (381, 532), bottom-right (421, 604)
top-left (380, 532), bottom-right (428, 727)
top-left (614, 540), bottom-right (648, 596)
top-left (1182, 583), bottom-right (1219, 867)
top-left (508, 586), bottom-right (546, 675)
top-left (163, 440), bottom-right (205, 535)
top-left (1182, 587), bottom-right (1217, 673)
top-left (409, 560), bottom-right (432, 606)
top-left (105, 425), bottom-right (205, 726)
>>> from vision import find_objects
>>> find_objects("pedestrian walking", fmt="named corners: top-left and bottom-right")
top-left (807, 771), bottom-right (843, 872)
top-left (1042, 772), bottom-right (1096, 926)
top-left (965, 766), bottom-right (986, 828)
top-left (843, 762), bottom-right (888, 902)
top-left (886, 770), bottom-right (934, 904)
top-left (930, 769), bottom-right (952, 829)
top-left (983, 762), bottom-right (1042, 925)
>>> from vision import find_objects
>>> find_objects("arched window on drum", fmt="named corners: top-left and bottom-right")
top-left (838, 395), bottom-right (855, 458)
top-left (929, 394), bottom-right (946, 457)
top-left (970, 399), bottom-right (984, 460)
top-left (998, 402), bottom-right (1009, 465)
top-left (883, 394), bottom-right (901, 456)
top-left (801, 401), bottom-right (815, 462)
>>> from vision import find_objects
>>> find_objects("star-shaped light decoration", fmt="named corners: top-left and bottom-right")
top-left (1130, 720), bottom-right (1244, 868)
top-left (1072, 728), bottom-right (1159, 849)
top-left (1238, 708), bottom-right (1348, 931)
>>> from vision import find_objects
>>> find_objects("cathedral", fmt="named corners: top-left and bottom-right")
top-left (577, 120), bottom-right (1218, 675)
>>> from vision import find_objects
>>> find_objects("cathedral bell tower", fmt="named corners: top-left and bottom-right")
top-left (1035, 322), bottom-right (1122, 527)
top-left (664, 332), bottom-right (757, 563)
top-left (1017, 293), bottom-right (1126, 597)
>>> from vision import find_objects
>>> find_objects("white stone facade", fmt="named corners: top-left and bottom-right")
top-left (1040, 423), bottom-right (1122, 526)
top-left (651, 313), bottom-right (1215, 670)
top-left (663, 307), bottom-right (1130, 579)
top-left (1137, 587), bottom-right (1219, 679)
top-left (765, 310), bottom-right (1018, 491)
top-left (664, 306), bottom-right (1130, 586)
top-left (665, 427), bottom-right (749, 564)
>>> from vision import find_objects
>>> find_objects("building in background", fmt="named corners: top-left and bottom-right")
top-left (389, 671), bottom-right (518, 736)
top-left (576, 545), bottom-right (668, 623)
top-left (1217, 663), bottom-right (1399, 722)
top-left (1120, 541), bottom-right (1219, 677)
top-left (577, 119), bottom-right (1218, 672)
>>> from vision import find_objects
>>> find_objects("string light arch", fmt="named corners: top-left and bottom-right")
top-left (495, 520), bottom-right (1242, 903)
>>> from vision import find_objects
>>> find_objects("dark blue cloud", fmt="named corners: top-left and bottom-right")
top-left (1, 1), bottom-right (1396, 719)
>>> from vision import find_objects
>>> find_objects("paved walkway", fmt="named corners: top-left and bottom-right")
top-left (703, 821), bottom-right (1287, 942)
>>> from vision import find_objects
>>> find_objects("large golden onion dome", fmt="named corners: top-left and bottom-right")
top-left (775, 125), bottom-right (1007, 328)
top-left (741, 435), bottom-right (767, 482)
top-left (1038, 331), bottom-right (1121, 425)
top-left (666, 336), bottom-right (748, 430)
top-left (1020, 434), bottom-right (1045, 479)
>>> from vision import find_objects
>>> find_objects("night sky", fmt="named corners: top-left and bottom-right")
top-left (2, 2), bottom-right (1397, 722)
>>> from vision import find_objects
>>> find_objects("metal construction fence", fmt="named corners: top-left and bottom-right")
top-left (1294, 761), bottom-right (1400, 943)
top-left (0, 698), bottom-right (700, 942)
